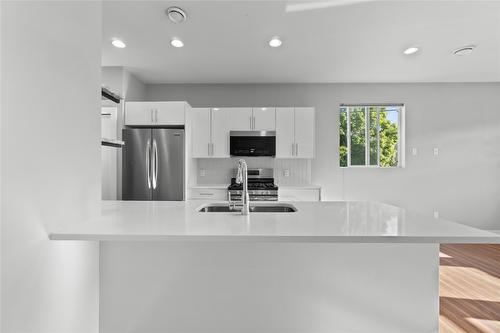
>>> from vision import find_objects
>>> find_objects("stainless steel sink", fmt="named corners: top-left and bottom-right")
top-left (198, 203), bottom-right (297, 213)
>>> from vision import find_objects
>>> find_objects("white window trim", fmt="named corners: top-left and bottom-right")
top-left (340, 104), bottom-right (405, 168)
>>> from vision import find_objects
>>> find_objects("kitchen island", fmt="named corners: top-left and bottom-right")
top-left (50, 201), bottom-right (499, 333)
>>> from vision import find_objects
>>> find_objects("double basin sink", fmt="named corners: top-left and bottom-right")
top-left (198, 203), bottom-right (297, 213)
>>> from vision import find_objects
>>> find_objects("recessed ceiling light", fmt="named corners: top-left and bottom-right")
top-left (171, 38), bottom-right (184, 48)
top-left (269, 37), bottom-right (282, 48)
top-left (111, 39), bottom-right (126, 48)
top-left (453, 45), bottom-right (476, 56)
top-left (166, 7), bottom-right (187, 23)
top-left (403, 46), bottom-right (419, 55)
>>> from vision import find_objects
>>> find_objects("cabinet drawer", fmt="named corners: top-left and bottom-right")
top-left (278, 188), bottom-right (320, 202)
top-left (188, 188), bottom-right (227, 200)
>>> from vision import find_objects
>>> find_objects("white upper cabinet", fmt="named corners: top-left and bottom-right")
top-left (124, 102), bottom-right (153, 126)
top-left (294, 107), bottom-right (315, 158)
top-left (226, 108), bottom-right (253, 131)
top-left (154, 102), bottom-right (186, 125)
top-left (125, 101), bottom-right (187, 126)
top-left (276, 107), bottom-right (295, 158)
top-left (211, 108), bottom-right (232, 158)
top-left (191, 106), bottom-right (314, 159)
top-left (276, 107), bottom-right (315, 158)
top-left (191, 108), bottom-right (231, 158)
top-left (252, 107), bottom-right (276, 131)
top-left (191, 108), bottom-right (211, 158)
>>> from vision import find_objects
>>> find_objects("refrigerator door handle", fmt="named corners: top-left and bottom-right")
top-left (152, 139), bottom-right (158, 189)
top-left (146, 139), bottom-right (151, 189)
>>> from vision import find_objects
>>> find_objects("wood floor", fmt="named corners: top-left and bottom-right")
top-left (439, 244), bottom-right (500, 333)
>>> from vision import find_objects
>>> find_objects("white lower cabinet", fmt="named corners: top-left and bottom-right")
top-left (279, 188), bottom-right (321, 201)
top-left (188, 187), bottom-right (227, 200)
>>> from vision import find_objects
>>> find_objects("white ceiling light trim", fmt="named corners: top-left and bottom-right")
top-left (403, 46), bottom-right (419, 55)
top-left (269, 37), bottom-right (282, 48)
top-left (111, 38), bottom-right (126, 48)
top-left (171, 38), bottom-right (184, 48)
top-left (453, 45), bottom-right (476, 56)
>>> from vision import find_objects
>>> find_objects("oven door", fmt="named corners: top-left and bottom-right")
top-left (230, 131), bottom-right (276, 157)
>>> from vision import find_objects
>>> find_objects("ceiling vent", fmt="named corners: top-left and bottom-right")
top-left (166, 7), bottom-right (187, 23)
top-left (453, 45), bottom-right (476, 56)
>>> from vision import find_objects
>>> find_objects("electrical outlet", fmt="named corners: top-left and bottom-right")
top-left (433, 148), bottom-right (439, 156)
top-left (411, 147), bottom-right (418, 156)
top-left (200, 169), bottom-right (206, 177)
top-left (283, 169), bottom-right (290, 177)
top-left (433, 211), bottom-right (439, 219)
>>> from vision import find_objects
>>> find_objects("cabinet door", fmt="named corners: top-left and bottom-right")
top-left (211, 108), bottom-right (232, 158)
top-left (225, 107), bottom-right (253, 131)
top-left (153, 102), bottom-right (185, 125)
top-left (294, 107), bottom-right (315, 158)
top-left (191, 108), bottom-right (211, 158)
top-left (253, 107), bottom-right (275, 131)
top-left (275, 107), bottom-right (295, 158)
top-left (125, 102), bottom-right (153, 126)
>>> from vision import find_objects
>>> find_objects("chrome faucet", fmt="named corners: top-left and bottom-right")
top-left (235, 159), bottom-right (250, 215)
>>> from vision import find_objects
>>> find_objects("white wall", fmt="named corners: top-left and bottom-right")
top-left (1, 2), bottom-right (101, 332)
top-left (145, 83), bottom-right (500, 229)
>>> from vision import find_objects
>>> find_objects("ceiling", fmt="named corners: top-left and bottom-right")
top-left (102, 1), bottom-right (500, 84)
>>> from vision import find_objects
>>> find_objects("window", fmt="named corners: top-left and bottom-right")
top-left (339, 104), bottom-right (404, 168)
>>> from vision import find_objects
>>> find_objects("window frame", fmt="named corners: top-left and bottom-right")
top-left (339, 103), bottom-right (405, 168)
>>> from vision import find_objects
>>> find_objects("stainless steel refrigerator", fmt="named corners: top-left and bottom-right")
top-left (122, 128), bottom-right (184, 201)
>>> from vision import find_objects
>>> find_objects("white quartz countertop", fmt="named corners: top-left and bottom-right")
top-left (48, 200), bottom-right (500, 243)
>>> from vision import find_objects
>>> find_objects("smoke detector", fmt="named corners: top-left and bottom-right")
top-left (453, 45), bottom-right (476, 56)
top-left (166, 7), bottom-right (187, 23)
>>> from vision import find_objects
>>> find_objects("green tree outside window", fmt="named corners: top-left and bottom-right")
top-left (339, 105), bottom-right (400, 167)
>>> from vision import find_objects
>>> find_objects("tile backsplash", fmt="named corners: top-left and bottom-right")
top-left (196, 158), bottom-right (311, 186)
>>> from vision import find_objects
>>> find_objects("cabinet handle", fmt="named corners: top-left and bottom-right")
top-left (253, 116), bottom-right (256, 129)
top-left (208, 142), bottom-right (210, 156)
top-left (150, 109), bottom-right (154, 123)
top-left (250, 116), bottom-right (253, 129)
top-left (296, 143), bottom-right (299, 156)
top-left (155, 109), bottom-right (158, 123)
top-left (292, 143), bottom-right (295, 156)
top-left (211, 143), bottom-right (214, 156)
top-left (199, 192), bottom-right (214, 196)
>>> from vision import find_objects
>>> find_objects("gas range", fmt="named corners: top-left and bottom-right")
top-left (227, 168), bottom-right (278, 202)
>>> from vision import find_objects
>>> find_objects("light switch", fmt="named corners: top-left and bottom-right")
top-left (433, 148), bottom-right (439, 156)
top-left (433, 211), bottom-right (439, 219)
top-left (411, 148), bottom-right (418, 156)
top-left (200, 169), bottom-right (206, 177)
top-left (283, 169), bottom-right (290, 177)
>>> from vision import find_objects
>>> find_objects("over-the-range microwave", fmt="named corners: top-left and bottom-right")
top-left (229, 131), bottom-right (276, 157)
